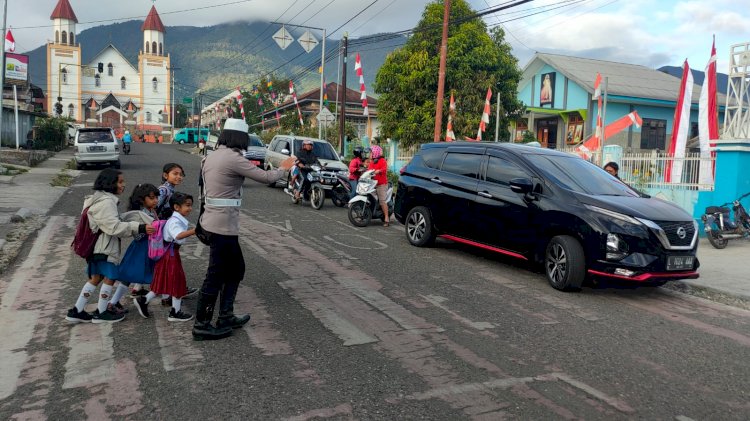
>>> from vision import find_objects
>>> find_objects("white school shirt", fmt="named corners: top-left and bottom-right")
top-left (163, 213), bottom-right (189, 245)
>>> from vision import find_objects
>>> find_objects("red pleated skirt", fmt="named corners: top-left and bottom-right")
top-left (150, 245), bottom-right (188, 298)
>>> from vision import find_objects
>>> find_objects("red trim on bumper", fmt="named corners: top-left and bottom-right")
top-left (587, 269), bottom-right (699, 282)
top-left (438, 235), bottom-right (528, 261)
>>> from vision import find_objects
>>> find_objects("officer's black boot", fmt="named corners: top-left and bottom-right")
top-left (216, 281), bottom-right (251, 330)
top-left (192, 292), bottom-right (232, 341)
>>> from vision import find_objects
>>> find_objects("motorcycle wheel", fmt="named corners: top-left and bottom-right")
top-left (310, 186), bottom-right (325, 210)
top-left (331, 187), bottom-right (348, 207)
top-left (348, 201), bottom-right (372, 227)
top-left (706, 230), bottom-right (728, 249)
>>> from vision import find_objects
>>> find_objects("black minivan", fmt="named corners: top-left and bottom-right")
top-left (394, 142), bottom-right (699, 291)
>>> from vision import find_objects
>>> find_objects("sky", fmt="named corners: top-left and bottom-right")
top-left (6, 0), bottom-right (749, 74)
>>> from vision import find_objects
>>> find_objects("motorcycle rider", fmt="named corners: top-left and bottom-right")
top-left (367, 145), bottom-right (390, 227)
top-left (348, 146), bottom-right (368, 199)
top-left (294, 139), bottom-right (320, 202)
top-left (122, 130), bottom-right (132, 153)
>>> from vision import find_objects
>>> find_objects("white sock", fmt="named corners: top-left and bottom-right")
top-left (144, 291), bottom-right (157, 304)
top-left (110, 284), bottom-right (129, 305)
top-left (75, 282), bottom-right (97, 312)
top-left (172, 297), bottom-right (182, 313)
top-left (97, 284), bottom-right (113, 314)
top-left (131, 283), bottom-right (141, 291)
top-left (162, 294), bottom-right (170, 300)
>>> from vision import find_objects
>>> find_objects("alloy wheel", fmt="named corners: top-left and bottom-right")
top-left (546, 243), bottom-right (567, 287)
top-left (407, 211), bottom-right (426, 242)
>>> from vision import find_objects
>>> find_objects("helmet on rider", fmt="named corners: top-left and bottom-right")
top-left (352, 146), bottom-right (363, 158)
top-left (125, 130), bottom-right (130, 135)
top-left (302, 138), bottom-right (314, 150)
top-left (361, 147), bottom-right (371, 159)
top-left (370, 145), bottom-right (382, 159)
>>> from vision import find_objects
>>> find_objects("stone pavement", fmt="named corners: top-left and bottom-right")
top-left (0, 149), bottom-right (748, 303)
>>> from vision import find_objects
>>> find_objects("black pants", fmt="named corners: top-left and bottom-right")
top-left (201, 233), bottom-right (244, 295)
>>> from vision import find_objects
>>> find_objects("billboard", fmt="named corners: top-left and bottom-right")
top-left (5, 53), bottom-right (28, 83)
top-left (540, 72), bottom-right (555, 106)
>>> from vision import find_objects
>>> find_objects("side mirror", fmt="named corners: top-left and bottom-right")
top-left (281, 148), bottom-right (290, 156)
top-left (509, 177), bottom-right (533, 194)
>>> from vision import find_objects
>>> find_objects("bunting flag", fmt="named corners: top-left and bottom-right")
top-left (698, 37), bottom-right (718, 187)
top-left (476, 88), bottom-right (492, 140)
top-left (446, 92), bottom-right (456, 142)
top-left (323, 77), bottom-right (329, 107)
top-left (576, 111), bottom-right (642, 160)
top-left (665, 60), bottom-right (693, 183)
top-left (235, 87), bottom-right (246, 120)
top-left (215, 103), bottom-right (220, 130)
top-left (355, 53), bottom-right (369, 116)
top-left (4, 28), bottom-right (14, 53)
top-left (289, 81), bottom-right (304, 126)
top-left (593, 73), bottom-right (603, 146)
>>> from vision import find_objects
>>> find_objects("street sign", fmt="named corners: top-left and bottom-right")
top-left (273, 26), bottom-right (294, 50)
top-left (297, 30), bottom-right (319, 53)
top-left (183, 97), bottom-right (192, 104)
top-left (316, 107), bottom-right (335, 124)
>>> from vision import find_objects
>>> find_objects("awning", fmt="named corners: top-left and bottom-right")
top-left (524, 107), bottom-right (588, 122)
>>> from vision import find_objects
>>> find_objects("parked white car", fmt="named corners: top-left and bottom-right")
top-left (74, 127), bottom-right (120, 170)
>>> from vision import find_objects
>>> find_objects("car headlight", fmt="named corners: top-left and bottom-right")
top-left (584, 205), bottom-right (643, 226)
top-left (606, 233), bottom-right (629, 260)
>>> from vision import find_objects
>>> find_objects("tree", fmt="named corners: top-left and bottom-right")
top-left (374, 0), bottom-right (524, 146)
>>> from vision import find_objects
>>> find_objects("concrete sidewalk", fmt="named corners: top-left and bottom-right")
top-left (680, 238), bottom-right (750, 301)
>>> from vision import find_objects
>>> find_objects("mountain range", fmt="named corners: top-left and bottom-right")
top-left (26, 20), bottom-right (402, 105)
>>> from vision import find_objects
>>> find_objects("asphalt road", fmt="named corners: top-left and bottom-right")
top-left (1, 143), bottom-right (748, 420)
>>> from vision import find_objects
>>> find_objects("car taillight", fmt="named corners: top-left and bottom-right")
top-left (399, 165), bottom-right (407, 175)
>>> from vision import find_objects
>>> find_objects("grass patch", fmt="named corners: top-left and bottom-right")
top-left (50, 170), bottom-right (73, 187)
top-left (0, 164), bottom-right (29, 176)
top-left (64, 159), bottom-right (77, 170)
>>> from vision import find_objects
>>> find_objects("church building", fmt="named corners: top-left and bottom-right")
top-left (46, 0), bottom-right (171, 129)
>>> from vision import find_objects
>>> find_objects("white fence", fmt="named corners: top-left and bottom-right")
top-left (559, 148), bottom-right (715, 191)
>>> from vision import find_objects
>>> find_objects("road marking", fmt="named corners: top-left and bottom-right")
top-left (63, 324), bottom-right (115, 389)
top-left (0, 311), bottom-right (38, 399)
top-left (420, 294), bottom-right (495, 330)
top-left (541, 372), bottom-right (635, 414)
top-left (238, 285), bottom-right (293, 355)
top-left (193, 242), bottom-right (204, 258)
top-left (241, 237), bottom-right (268, 255)
top-left (285, 219), bottom-right (292, 231)
top-left (155, 317), bottom-right (203, 371)
top-left (406, 376), bottom-right (536, 400)
top-left (322, 234), bottom-right (388, 250)
top-left (282, 403), bottom-right (353, 421)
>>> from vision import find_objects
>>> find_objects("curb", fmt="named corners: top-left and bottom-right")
top-left (663, 280), bottom-right (750, 310)
top-left (10, 208), bottom-right (31, 223)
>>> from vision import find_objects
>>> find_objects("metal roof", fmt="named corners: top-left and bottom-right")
top-left (141, 6), bottom-right (166, 33)
top-left (50, 0), bottom-right (78, 23)
top-left (524, 53), bottom-right (727, 105)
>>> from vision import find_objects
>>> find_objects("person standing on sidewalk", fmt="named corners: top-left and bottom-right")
top-left (65, 169), bottom-right (155, 324)
top-left (193, 118), bottom-right (293, 340)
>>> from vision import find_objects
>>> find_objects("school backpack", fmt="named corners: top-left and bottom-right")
top-left (147, 220), bottom-right (171, 261)
top-left (71, 206), bottom-right (100, 259)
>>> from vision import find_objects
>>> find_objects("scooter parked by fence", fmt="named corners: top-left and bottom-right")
top-left (701, 191), bottom-right (750, 249)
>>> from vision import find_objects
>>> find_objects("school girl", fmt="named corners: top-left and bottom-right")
top-left (156, 163), bottom-right (185, 220)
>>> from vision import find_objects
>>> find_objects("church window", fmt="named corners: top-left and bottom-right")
top-left (61, 68), bottom-right (68, 84)
top-left (61, 31), bottom-right (67, 44)
top-left (159, 43), bottom-right (163, 55)
top-left (152, 42), bottom-right (157, 55)
top-left (70, 33), bottom-right (74, 45)
top-left (121, 77), bottom-right (127, 90)
top-left (145, 42), bottom-right (150, 53)
top-left (107, 63), bottom-right (113, 76)
top-left (95, 74), bottom-right (101, 87)
top-left (55, 31), bottom-right (59, 43)
top-left (68, 104), bottom-right (74, 118)
top-left (152, 77), bottom-right (158, 92)
top-left (146, 111), bottom-right (152, 122)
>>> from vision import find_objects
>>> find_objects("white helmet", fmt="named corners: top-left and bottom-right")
top-left (125, 130), bottom-right (130, 135)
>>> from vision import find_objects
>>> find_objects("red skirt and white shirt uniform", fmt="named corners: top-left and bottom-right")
top-left (150, 213), bottom-right (189, 298)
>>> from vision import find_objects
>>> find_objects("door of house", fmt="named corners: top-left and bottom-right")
top-left (536, 120), bottom-right (558, 149)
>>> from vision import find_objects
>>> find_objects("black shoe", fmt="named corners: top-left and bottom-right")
top-left (192, 292), bottom-right (232, 341)
top-left (168, 309), bottom-right (194, 322)
top-left (65, 307), bottom-right (92, 323)
top-left (91, 309), bottom-right (125, 324)
top-left (108, 302), bottom-right (129, 315)
top-left (217, 314), bottom-right (251, 330)
top-left (134, 296), bottom-right (150, 319)
top-left (184, 287), bottom-right (198, 298)
top-left (130, 288), bottom-right (149, 297)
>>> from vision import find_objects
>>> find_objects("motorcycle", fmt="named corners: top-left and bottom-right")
top-left (286, 163), bottom-right (333, 210)
top-left (347, 169), bottom-right (394, 227)
top-left (122, 142), bottom-right (131, 155)
top-left (701, 191), bottom-right (750, 249)
top-left (331, 173), bottom-right (352, 208)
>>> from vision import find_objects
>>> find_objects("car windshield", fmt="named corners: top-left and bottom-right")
top-left (248, 135), bottom-right (264, 148)
top-left (526, 154), bottom-right (639, 197)
top-left (294, 139), bottom-right (338, 160)
top-left (78, 131), bottom-right (114, 143)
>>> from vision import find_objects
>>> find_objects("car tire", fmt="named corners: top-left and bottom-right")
top-left (76, 162), bottom-right (83, 170)
top-left (114, 161), bottom-right (121, 169)
top-left (405, 206), bottom-right (436, 247)
top-left (544, 235), bottom-right (585, 292)
top-left (179, 140), bottom-right (185, 144)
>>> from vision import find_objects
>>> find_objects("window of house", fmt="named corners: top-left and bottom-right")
top-left (145, 42), bottom-right (150, 53)
top-left (440, 152), bottom-right (481, 179)
top-left (107, 63), bottom-right (113, 76)
top-left (121, 77), bottom-right (126, 90)
top-left (146, 111), bottom-right (152, 122)
top-left (640, 118), bottom-right (667, 150)
top-left (485, 156), bottom-right (527, 186)
top-left (159, 43), bottom-right (163, 55)
top-left (61, 31), bottom-right (67, 44)
top-left (95, 74), bottom-right (101, 87)
top-left (67, 104), bottom-right (74, 118)
top-left (514, 121), bottom-right (528, 142)
top-left (690, 122), bottom-right (699, 140)
top-left (152, 77), bottom-right (158, 92)
top-left (55, 31), bottom-right (59, 43)
top-left (61, 68), bottom-right (68, 84)
top-left (70, 33), bottom-right (74, 45)
top-left (152, 42), bottom-right (157, 55)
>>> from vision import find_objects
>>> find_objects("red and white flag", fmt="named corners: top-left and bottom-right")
top-left (4, 28), bottom-right (14, 53)
top-left (355, 53), bottom-right (369, 116)
top-left (665, 60), bottom-right (693, 183)
top-left (698, 37), bottom-right (718, 187)
top-left (476, 88), bottom-right (492, 141)
top-left (446, 92), bottom-right (456, 142)
top-left (235, 87), bottom-right (245, 120)
top-left (289, 81), bottom-right (304, 126)
top-left (576, 111), bottom-right (642, 160)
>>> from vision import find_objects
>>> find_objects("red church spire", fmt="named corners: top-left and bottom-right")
top-left (50, 0), bottom-right (78, 23)
top-left (141, 6), bottom-right (166, 33)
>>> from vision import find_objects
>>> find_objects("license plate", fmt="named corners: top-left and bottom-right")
top-left (666, 255), bottom-right (694, 271)
top-left (88, 145), bottom-right (105, 152)
top-left (250, 160), bottom-right (260, 166)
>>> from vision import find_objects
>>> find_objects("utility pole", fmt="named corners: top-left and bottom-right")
top-left (433, 0), bottom-right (451, 143)
top-left (494, 86), bottom-right (500, 142)
top-left (0, 0), bottom-right (8, 155)
top-left (168, 66), bottom-right (180, 128)
top-left (338, 33), bottom-right (348, 155)
top-left (599, 77), bottom-right (608, 166)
